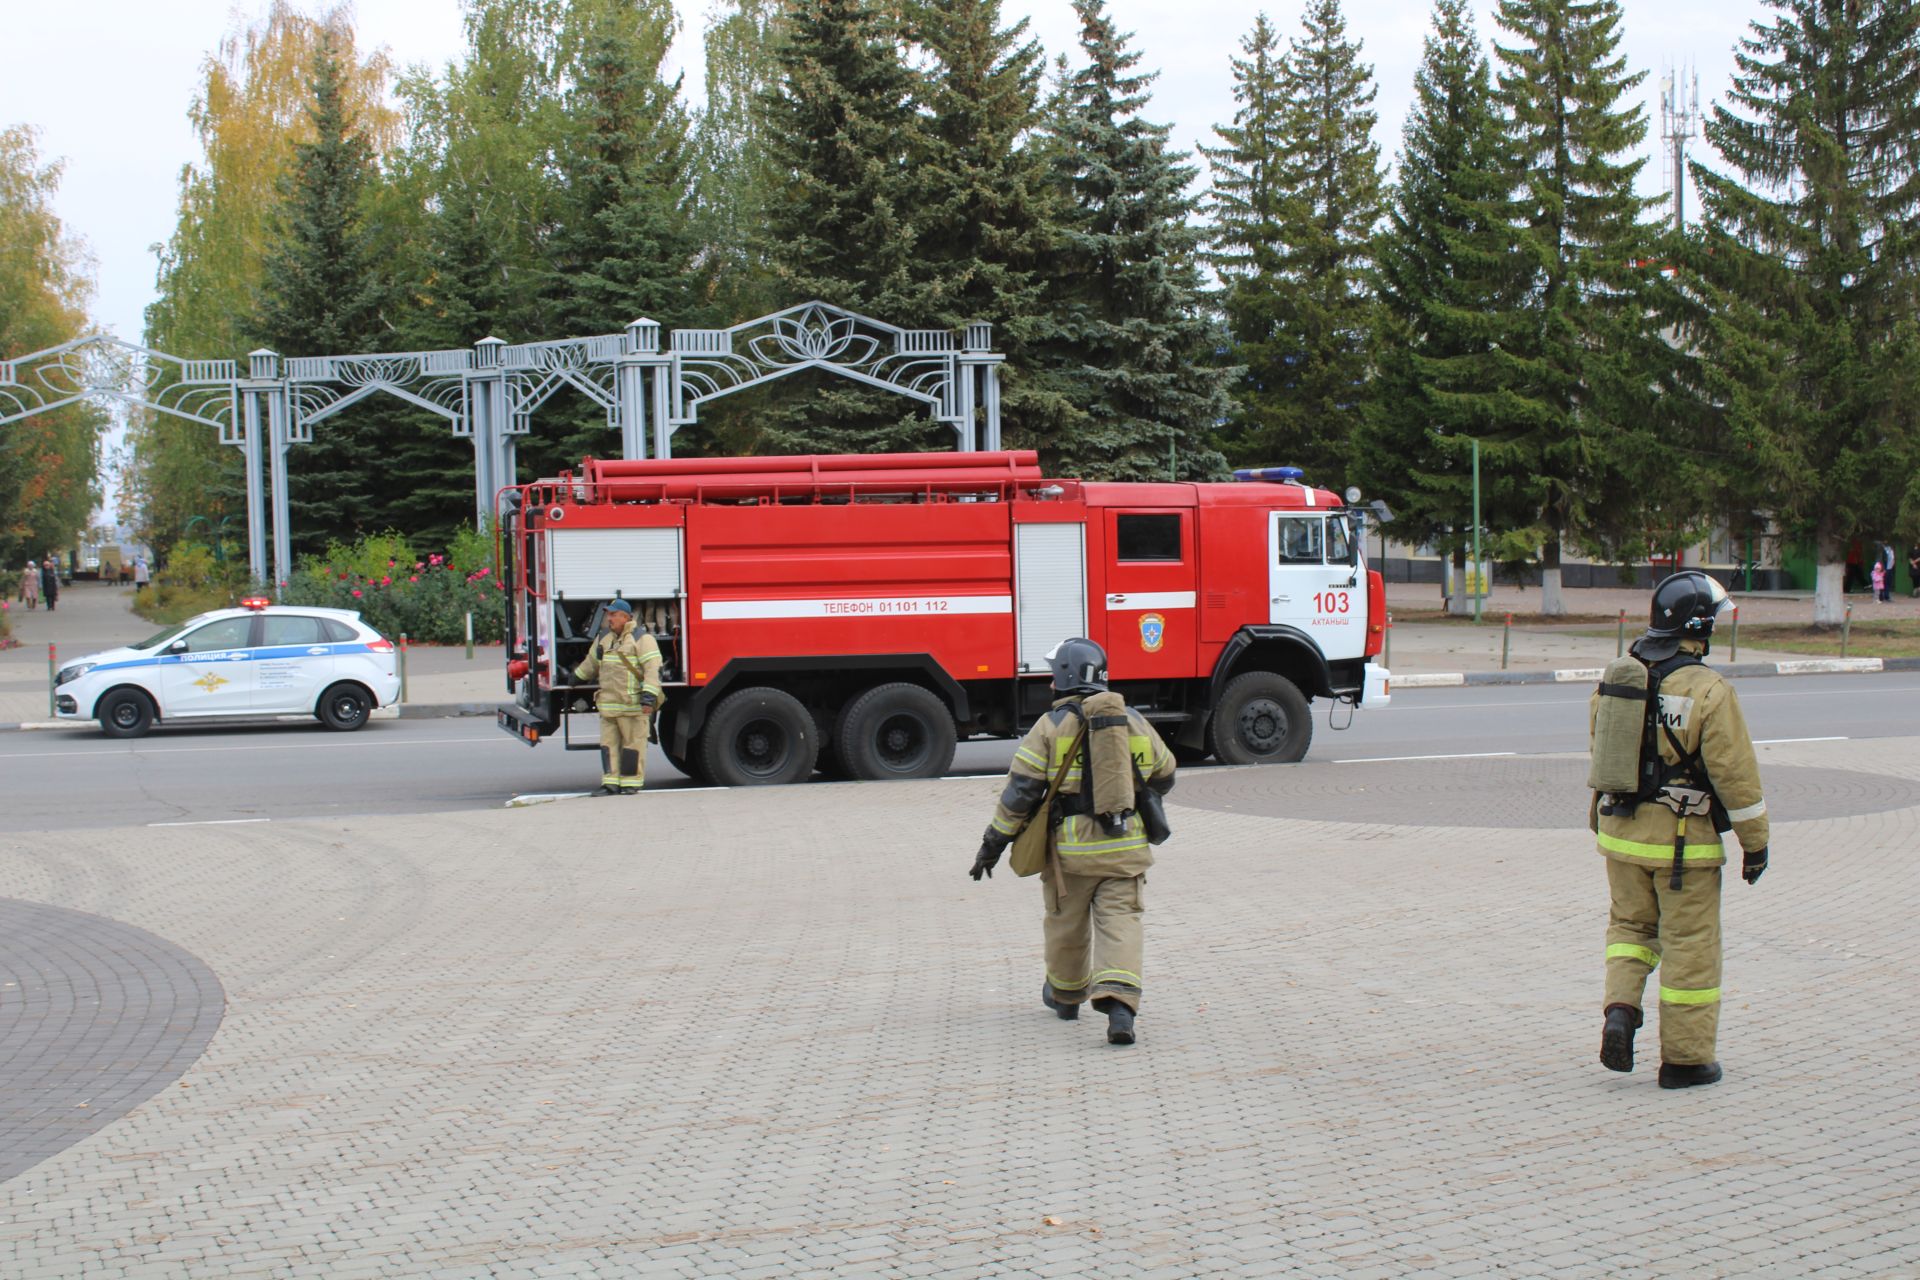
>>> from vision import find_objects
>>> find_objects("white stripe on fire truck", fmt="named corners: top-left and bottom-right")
top-left (1101, 591), bottom-right (1197, 611)
top-left (700, 595), bottom-right (1014, 621)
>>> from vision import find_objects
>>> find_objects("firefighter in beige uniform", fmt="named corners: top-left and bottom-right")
top-left (1590, 572), bottom-right (1769, 1088)
top-left (969, 638), bottom-right (1176, 1046)
top-left (573, 600), bottom-right (664, 794)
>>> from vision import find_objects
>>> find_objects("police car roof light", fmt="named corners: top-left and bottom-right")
top-left (1233, 466), bottom-right (1307, 485)
top-left (240, 596), bottom-right (271, 610)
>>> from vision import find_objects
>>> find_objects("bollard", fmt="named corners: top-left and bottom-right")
top-left (1729, 605), bottom-right (1739, 662)
top-left (47, 643), bottom-right (56, 717)
top-left (399, 633), bottom-right (410, 703)
top-left (1384, 611), bottom-right (1392, 669)
top-left (1616, 609), bottom-right (1626, 657)
top-left (1501, 612), bottom-right (1513, 670)
top-left (465, 611), bottom-right (474, 661)
top-left (1841, 604), bottom-right (1851, 659)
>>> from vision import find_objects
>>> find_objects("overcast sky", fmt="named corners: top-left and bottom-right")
top-left (2, 0), bottom-right (1767, 352)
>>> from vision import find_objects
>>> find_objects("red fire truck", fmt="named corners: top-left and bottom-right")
top-left (496, 450), bottom-right (1389, 784)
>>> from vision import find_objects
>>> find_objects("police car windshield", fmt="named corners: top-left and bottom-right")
top-left (128, 613), bottom-right (218, 651)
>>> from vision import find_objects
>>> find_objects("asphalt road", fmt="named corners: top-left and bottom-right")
top-left (4, 672), bottom-right (1913, 832)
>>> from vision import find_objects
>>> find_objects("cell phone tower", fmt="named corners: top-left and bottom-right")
top-left (1660, 65), bottom-right (1702, 229)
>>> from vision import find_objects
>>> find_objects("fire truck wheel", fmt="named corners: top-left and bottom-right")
top-left (835, 682), bottom-right (957, 781)
top-left (1171, 742), bottom-right (1212, 766)
top-left (1208, 671), bottom-right (1312, 765)
top-left (700, 686), bottom-right (819, 786)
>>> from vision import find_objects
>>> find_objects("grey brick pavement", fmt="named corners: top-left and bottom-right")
top-left (0, 736), bottom-right (1917, 1276)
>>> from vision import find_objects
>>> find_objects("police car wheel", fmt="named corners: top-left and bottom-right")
top-left (98, 689), bottom-right (156, 739)
top-left (317, 682), bottom-right (372, 732)
top-left (836, 682), bottom-right (956, 781)
top-left (700, 686), bottom-right (818, 786)
top-left (1208, 671), bottom-right (1311, 765)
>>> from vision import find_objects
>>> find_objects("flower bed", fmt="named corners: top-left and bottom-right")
top-left (280, 532), bottom-right (506, 645)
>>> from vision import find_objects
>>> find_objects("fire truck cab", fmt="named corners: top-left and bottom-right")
top-left (497, 451), bottom-right (1387, 785)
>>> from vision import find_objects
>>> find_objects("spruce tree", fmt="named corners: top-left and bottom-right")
top-left (1491, 0), bottom-right (1665, 613)
top-left (1030, 0), bottom-right (1229, 481)
top-left (529, 0), bottom-right (708, 478)
top-left (1352, 0), bottom-right (1532, 610)
top-left (1214, 0), bottom-right (1383, 486)
top-left (754, 0), bottom-right (936, 454)
top-left (254, 33), bottom-right (393, 555)
top-left (1688, 0), bottom-right (1920, 623)
top-left (913, 0), bottom-right (1067, 449)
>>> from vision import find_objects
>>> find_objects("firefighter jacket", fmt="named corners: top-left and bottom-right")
top-left (987, 695), bottom-right (1177, 878)
top-left (1588, 643), bottom-right (1769, 868)
top-left (573, 622), bottom-right (664, 716)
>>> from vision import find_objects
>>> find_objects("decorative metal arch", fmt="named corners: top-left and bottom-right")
top-left (0, 304), bottom-right (1005, 594)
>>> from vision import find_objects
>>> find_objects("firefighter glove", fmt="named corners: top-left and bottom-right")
top-left (1743, 846), bottom-right (1768, 886)
top-left (640, 692), bottom-right (658, 711)
top-left (969, 842), bottom-right (1000, 881)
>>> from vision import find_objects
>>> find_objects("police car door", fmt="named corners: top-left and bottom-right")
top-left (254, 614), bottom-right (335, 713)
top-left (159, 615), bottom-right (259, 716)
top-left (1268, 511), bottom-right (1365, 660)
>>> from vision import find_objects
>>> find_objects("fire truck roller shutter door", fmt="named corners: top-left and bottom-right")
top-left (1015, 522), bottom-right (1088, 673)
top-left (698, 686), bottom-right (819, 786)
top-left (833, 682), bottom-right (958, 781)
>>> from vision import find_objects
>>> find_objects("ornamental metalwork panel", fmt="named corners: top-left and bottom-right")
top-left (0, 336), bottom-right (240, 441)
top-left (502, 334), bottom-right (622, 435)
top-left (663, 302), bottom-right (969, 427)
top-left (287, 350), bottom-right (472, 440)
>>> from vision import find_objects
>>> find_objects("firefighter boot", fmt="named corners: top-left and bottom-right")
top-left (1100, 1001), bottom-right (1136, 1046)
top-left (1041, 982), bottom-right (1079, 1020)
top-left (1658, 1061), bottom-right (1723, 1089)
top-left (1601, 1004), bottom-right (1641, 1073)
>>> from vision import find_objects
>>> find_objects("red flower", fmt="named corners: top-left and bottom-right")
top-left (381, 576), bottom-right (391, 586)
top-left (409, 575), bottom-right (419, 583)
top-left (351, 589), bottom-right (362, 598)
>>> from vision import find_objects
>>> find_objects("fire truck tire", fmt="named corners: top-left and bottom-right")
top-left (1208, 671), bottom-right (1312, 765)
top-left (835, 682), bottom-right (957, 781)
top-left (1171, 742), bottom-right (1212, 766)
top-left (700, 686), bottom-right (819, 786)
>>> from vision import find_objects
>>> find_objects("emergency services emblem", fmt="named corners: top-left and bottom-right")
top-left (1139, 613), bottom-right (1165, 653)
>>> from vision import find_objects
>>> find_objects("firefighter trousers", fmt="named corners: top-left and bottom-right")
top-left (1604, 859), bottom-right (1723, 1065)
top-left (598, 712), bottom-right (651, 791)
top-left (1043, 871), bottom-right (1144, 1012)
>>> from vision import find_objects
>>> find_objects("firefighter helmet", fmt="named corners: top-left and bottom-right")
top-left (1046, 637), bottom-right (1108, 694)
top-left (1637, 571), bottom-right (1731, 660)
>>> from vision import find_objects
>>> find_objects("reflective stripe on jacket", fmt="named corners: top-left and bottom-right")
top-left (989, 695), bottom-right (1176, 878)
top-left (573, 622), bottom-right (663, 715)
top-left (1588, 645), bottom-right (1768, 868)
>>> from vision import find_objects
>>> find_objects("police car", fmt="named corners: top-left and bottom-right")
top-left (54, 598), bottom-right (402, 738)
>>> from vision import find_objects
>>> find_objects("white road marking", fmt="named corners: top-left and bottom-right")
top-left (0, 736), bottom-right (494, 761)
top-left (148, 817), bottom-right (271, 828)
top-left (1334, 751), bottom-right (1518, 765)
top-left (1754, 736), bottom-right (1848, 745)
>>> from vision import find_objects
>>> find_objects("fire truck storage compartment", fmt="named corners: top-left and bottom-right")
top-left (547, 526), bottom-right (684, 680)
top-left (1014, 521), bottom-right (1087, 674)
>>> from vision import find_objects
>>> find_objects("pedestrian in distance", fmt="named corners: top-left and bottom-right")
top-left (1588, 571), bottom-right (1769, 1089)
top-left (571, 599), bottom-right (663, 795)
top-left (132, 556), bottom-right (150, 592)
top-left (1871, 558), bottom-right (1887, 603)
top-left (19, 560), bottom-right (38, 610)
top-left (969, 637), bottom-right (1176, 1046)
top-left (1909, 546), bottom-right (1920, 599)
top-left (39, 557), bottom-right (58, 613)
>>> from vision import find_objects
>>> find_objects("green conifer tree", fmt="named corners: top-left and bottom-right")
top-left (753, 0), bottom-right (937, 454)
top-left (1687, 0), bottom-right (1920, 623)
top-left (1352, 0), bottom-right (1532, 609)
top-left (913, 0), bottom-right (1067, 450)
top-left (1031, 0), bottom-right (1229, 481)
top-left (254, 33), bottom-right (395, 555)
top-left (1211, 0), bottom-right (1383, 486)
top-left (1491, 0), bottom-right (1665, 613)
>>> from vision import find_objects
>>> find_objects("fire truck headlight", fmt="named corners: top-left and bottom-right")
top-left (1345, 485), bottom-right (1363, 505)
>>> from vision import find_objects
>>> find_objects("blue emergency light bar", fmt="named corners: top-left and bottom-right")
top-left (1232, 466), bottom-right (1307, 485)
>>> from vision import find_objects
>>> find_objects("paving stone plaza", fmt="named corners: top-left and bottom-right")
top-left (4, 734), bottom-right (1919, 1277)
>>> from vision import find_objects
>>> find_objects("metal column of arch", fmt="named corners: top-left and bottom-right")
top-left (615, 319), bottom-right (667, 461)
top-left (240, 349), bottom-right (295, 594)
top-left (238, 354), bottom-right (272, 587)
top-left (466, 336), bottom-right (512, 528)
